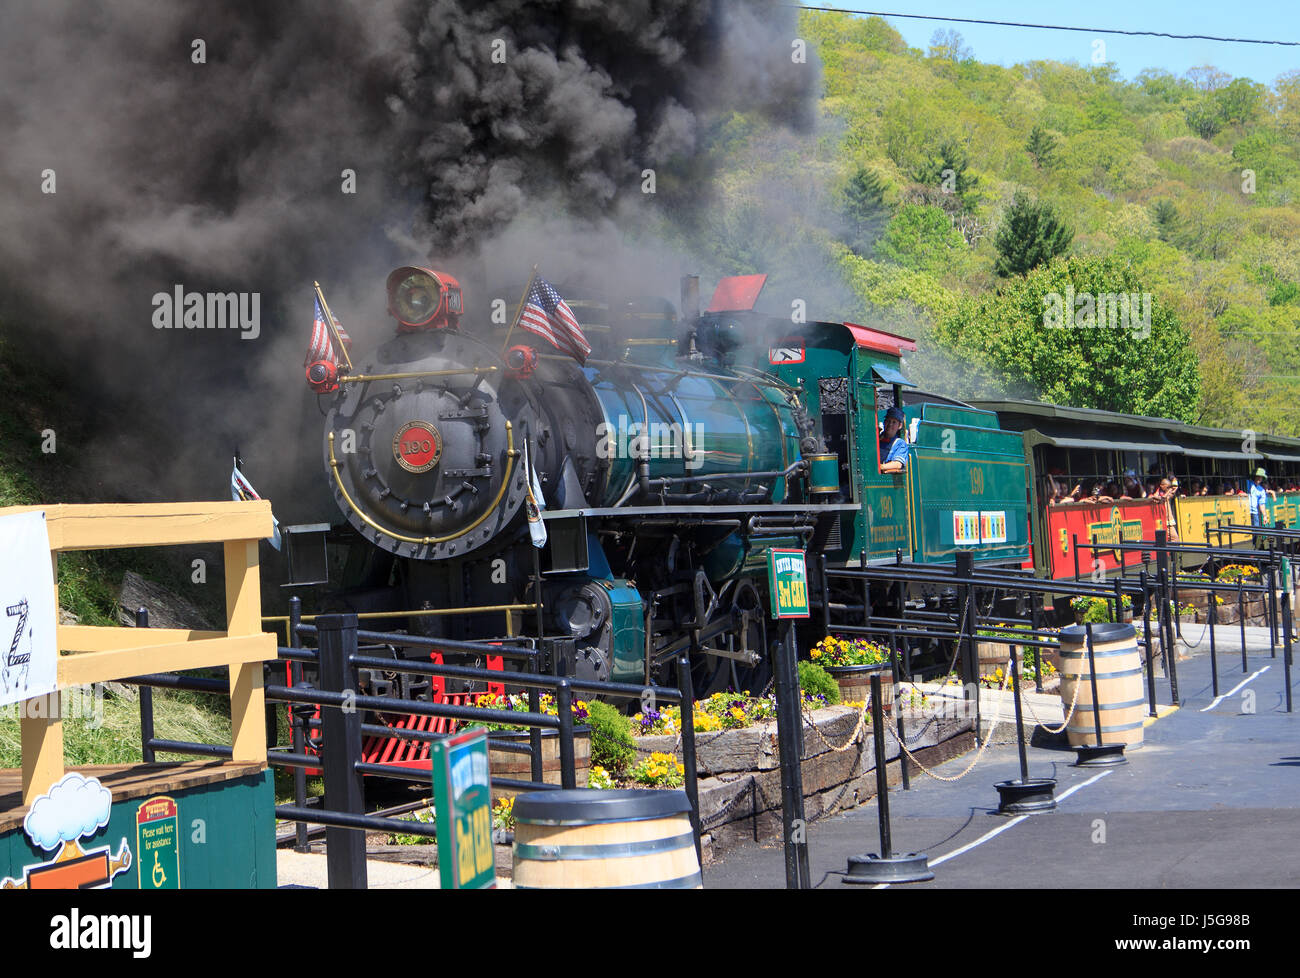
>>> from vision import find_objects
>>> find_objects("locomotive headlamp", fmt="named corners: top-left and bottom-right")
top-left (386, 265), bottom-right (464, 331)
top-left (391, 269), bottom-right (440, 326)
top-left (306, 359), bottom-right (339, 394)
top-left (505, 344), bottom-right (538, 378)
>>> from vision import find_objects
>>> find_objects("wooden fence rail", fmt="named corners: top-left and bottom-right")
top-left (1, 501), bottom-right (276, 804)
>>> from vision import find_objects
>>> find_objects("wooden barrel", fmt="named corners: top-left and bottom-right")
top-left (977, 641), bottom-right (1007, 678)
top-left (488, 728), bottom-right (590, 798)
top-left (512, 788), bottom-right (701, 889)
top-left (1058, 623), bottom-right (1145, 748)
top-left (825, 665), bottom-right (892, 712)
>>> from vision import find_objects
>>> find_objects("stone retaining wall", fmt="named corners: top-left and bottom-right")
top-left (634, 707), bottom-right (974, 864)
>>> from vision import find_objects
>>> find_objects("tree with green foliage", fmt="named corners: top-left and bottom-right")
top-left (911, 138), bottom-right (978, 212)
top-left (993, 192), bottom-right (1073, 277)
top-left (1214, 78), bottom-right (1265, 125)
top-left (1025, 125), bottom-right (1058, 170)
top-left (927, 28), bottom-right (972, 63)
top-left (873, 204), bottom-right (967, 275)
top-left (934, 255), bottom-right (1202, 420)
top-left (1184, 98), bottom-right (1222, 140)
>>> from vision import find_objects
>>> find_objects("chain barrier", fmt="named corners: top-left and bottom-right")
top-left (877, 657), bottom-right (1012, 782)
top-left (799, 694), bottom-right (871, 753)
top-left (1017, 655), bottom-right (1083, 734)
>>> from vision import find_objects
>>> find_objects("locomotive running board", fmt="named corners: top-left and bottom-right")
top-left (542, 502), bottom-right (859, 520)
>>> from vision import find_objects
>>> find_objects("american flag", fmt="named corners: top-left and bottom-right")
top-left (305, 296), bottom-right (351, 367)
top-left (517, 278), bottom-right (590, 364)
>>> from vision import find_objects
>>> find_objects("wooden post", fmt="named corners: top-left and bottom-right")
top-left (21, 551), bottom-right (62, 804)
top-left (225, 539), bottom-right (266, 762)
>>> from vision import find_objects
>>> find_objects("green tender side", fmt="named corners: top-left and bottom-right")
top-left (903, 403), bottom-right (1031, 565)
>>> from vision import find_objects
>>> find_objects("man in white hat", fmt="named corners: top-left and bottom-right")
top-left (1249, 468), bottom-right (1275, 530)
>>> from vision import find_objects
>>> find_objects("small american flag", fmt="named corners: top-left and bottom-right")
top-left (305, 296), bottom-right (351, 367)
top-left (518, 278), bottom-right (590, 364)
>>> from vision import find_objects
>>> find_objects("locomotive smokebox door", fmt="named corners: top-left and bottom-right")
top-left (282, 523), bottom-right (330, 587)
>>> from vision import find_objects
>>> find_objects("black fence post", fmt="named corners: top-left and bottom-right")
top-left (555, 679), bottom-right (577, 791)
top-left (289, 596), bottom-right (310, 853)
top-left (1283, 583), bottom-right (1294, 714)
top-left (1208, 565), bottom-right (1220, 697)
top-left (955, 551), bottom-right (979, 743)
top-left (773, 619), bottom-right (808, 889)
top-left (1084, 623), bottom-right (1103, 747)
top-left (676, 655), bottom-right (701, 867)
top-left (870, 670), bottom-right (892, 858)
top-left (136, 607), bottom-right (155, 763)
top-left (888, 630), bottom-right (908, 790)
top-left (1238, 576), bottom-right (1248, 673)
top-left (1267, 563), bottom-right (1278, 658)
top-left (317, 612), bottom-right (367, 890)
top-left (1140, 571), bottom-right (1157, 718)
top-left (1030, 596), bottom-right (1043, 694)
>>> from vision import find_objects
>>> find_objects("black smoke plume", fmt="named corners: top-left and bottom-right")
top-left (0, 0), bottom-right (817, 520)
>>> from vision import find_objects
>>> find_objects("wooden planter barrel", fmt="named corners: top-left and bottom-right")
top-left (1058, 623), bottom-right (1145, 748)
top-left (825, 664), bottom-right (892, 712)
top-left (488, 728), bottom-right (590, 796)
top-left (512, 788), bottom-right (701, 888)
top-left (976, 641), bottom-right (1006, 678)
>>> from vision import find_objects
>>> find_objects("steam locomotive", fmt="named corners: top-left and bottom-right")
top-left (289, 264), bottom-right (1035, 695)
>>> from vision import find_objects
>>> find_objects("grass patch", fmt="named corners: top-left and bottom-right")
top-left (0, 687), bottom-right (232, 769)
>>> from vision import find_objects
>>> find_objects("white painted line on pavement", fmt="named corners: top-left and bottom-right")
top-left (928, 815), bottom-right (1028, 867)
top-left (1200, 666), bottom-right (1271, 712)
top-left (872, 768), bottom-right (1114, 887)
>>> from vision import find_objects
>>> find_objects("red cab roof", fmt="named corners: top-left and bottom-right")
top-left (706, 274), bottom-right (768, 313)
top-left (844, 322), bottom-right (917, 356)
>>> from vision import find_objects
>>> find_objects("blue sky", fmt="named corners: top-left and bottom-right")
top-left (810, 2), bottom-right (1300, 87)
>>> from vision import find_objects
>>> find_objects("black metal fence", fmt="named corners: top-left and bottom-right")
top-left (129, 608), bottom-right (700, 888)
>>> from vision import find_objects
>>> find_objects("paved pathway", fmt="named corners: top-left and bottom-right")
top-left (704, 631), bottom-right (1298, 889)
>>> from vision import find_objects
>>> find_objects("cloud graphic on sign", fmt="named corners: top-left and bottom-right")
top-left (23, 772), bottom-right (112, 851)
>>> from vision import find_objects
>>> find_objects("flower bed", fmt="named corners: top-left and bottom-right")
top-left (630, 704), bottom-right (975, 864)
top-left (1070, 594), bottom-right (1133, 624)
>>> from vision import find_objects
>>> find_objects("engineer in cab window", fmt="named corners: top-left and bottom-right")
top-left (879, 406), bottom-right (908, 473)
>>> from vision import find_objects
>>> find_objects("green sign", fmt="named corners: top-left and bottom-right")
top-left (135, 796), bottom-right (180, 889)
top-left (431, 728), bottom-right (496, 889)
top-left (767, 548), bottom-right (810, 619)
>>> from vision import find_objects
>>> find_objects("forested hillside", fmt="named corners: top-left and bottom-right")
top-left (671, 11), bottom-right (1300, 433)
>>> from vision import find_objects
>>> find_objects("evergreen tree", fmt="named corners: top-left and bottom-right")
top-left (911, 138), bottom-right (978, 212)
top-left (1151, 199), bottom-right (1181, 243)
top-left (841, 165), bottom-right (890, 255)
top-left (993, 192), bottom-right (1074, 277)
top-left (1025, 125), bottom-right (1058, 170)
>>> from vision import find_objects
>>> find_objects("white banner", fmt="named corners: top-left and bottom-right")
top-left (0, 511), bottom-right (58, 708)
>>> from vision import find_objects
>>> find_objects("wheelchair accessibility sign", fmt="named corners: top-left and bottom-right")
top-left (136, 796), bottom-right (180, 889)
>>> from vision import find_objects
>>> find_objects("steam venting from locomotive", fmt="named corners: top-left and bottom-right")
top-left (0, 0), bottom-right (819, 511)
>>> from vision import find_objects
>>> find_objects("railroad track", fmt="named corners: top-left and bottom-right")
top-left (275, 796), bottom-right (431, 849)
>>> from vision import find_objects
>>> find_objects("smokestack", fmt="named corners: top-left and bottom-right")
top-left (680, 275), bottom-right (700, 322)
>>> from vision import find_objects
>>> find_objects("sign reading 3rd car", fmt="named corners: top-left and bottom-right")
top-left (767, 548), bottom-right (810, 619)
